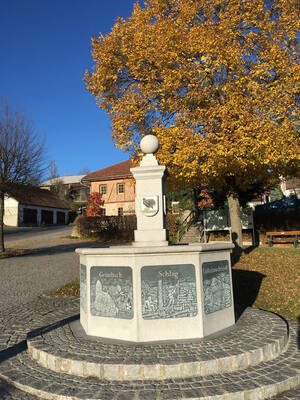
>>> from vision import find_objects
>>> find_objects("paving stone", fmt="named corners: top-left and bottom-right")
top-left (0, 296), bottom-right (299, 399)
top-left (277, 387), bottom-right (300, 399)
top-left (116, 391), bottom-right (137, 400)
top-left (137, 390), bottom-right (158, 400)
top-left (24, 301), bottom-right (290, 382)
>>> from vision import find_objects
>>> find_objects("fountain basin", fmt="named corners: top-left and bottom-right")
top-left (76, 242), bottom-right (234, 342)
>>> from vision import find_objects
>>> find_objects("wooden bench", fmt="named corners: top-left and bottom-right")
top-left (266, 231), bottom-right (300, 248)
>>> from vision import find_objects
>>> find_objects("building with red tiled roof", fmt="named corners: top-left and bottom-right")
top-left (4, 185), bottom-right (69, 226)
top-left (281, 177), bottom-right (300, 198)
top-left (82, 160), bottom-right (135, 216)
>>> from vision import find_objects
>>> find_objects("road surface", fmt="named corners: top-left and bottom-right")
top-left (0, 225), bottom-right (102, 309)
top-left (4, 225), bottom-right (74, 246)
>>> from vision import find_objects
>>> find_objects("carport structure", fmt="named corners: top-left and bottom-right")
top-left (4, 185), bottom-right (69, 226)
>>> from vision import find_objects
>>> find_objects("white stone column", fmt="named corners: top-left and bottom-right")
top-left (130, 135), bottom-right (168, 247)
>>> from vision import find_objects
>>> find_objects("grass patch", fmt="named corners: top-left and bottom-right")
top-left (52, 246), bottom-right (300, 321)
top-left (51, 280), bottom-right (80, 297)
top-left (232, 247), bottom-right (300, 320)
top-left (57, 236), bottom-right (131, 242)
top-left (0, 248), bottom-right (36, 258)
top-left (57, 235), bottom-right (91, 240)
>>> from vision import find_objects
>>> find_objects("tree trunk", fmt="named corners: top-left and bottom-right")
top-left (0, 191), bottom-right (5, 252)
top-left (227, 192), bottom-right (243, 261)
top-left (192, 189), bottom-right (199, 220)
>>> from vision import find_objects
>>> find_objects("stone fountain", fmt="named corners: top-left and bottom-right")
top-left (76, 135), bottom-right (235, 342)
top-left (0, 135), bottom-right (297, 400)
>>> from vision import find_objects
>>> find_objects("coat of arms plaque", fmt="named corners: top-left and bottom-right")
top-left (141, 196), bottom-right (159, 217)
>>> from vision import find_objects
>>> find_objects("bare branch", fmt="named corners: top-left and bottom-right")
top-left (0, 101), bottom-right (47, 251)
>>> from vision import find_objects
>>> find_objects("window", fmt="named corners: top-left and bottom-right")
top-left (100, 185), bottom-right (107, 195)
top-left (171, 201), bottom-right (180, 214)
top-left (100, 208), bottom-right (106, 216)
top-left (118, 207), bottom-right (123, 216)
top-left (118, 183), bottom-right (124, 194)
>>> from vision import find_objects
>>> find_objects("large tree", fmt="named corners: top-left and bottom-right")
top-left (0, 103), bottom-right (46, 252)
top-left (85, 0), bottom-right (299, 250)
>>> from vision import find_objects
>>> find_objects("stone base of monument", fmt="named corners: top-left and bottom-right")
top-left (27, 307), bottom-right (289, 382)
top-left (0, 296), bottom-right (299, 399)
top-left (76, 242), bottom-right (235, 342)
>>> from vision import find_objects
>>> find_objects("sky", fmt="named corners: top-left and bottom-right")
top-left (0, 0), bottom-right (137, 179)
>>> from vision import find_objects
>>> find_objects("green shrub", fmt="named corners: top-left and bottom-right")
top-left (76, 214), bottom-right (180, 243)
top-left (166, 213), bottom-right (178, 241)
top-left (75, 215), bottom-right (137, 241)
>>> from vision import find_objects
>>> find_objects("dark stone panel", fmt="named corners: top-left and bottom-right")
top-left (90, 267), bottom-right (133, 319)
top-left (202, 260), bottom-right (232, 314)
top-left (141, 264), bottom-right (197, 320)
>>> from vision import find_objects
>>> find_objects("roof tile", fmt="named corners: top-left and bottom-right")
top-left (6, 185), bottom-right (69, 210)
top-left (83, 160), bottom-right (133, 181)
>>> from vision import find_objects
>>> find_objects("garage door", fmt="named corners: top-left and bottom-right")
top-left (23, 208), bottom-right (37, 225)
top-left (41, 210), bottom-right (53, 224)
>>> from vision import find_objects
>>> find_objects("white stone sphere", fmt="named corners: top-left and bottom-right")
top-left (140, 135), bottom-right (160, 154)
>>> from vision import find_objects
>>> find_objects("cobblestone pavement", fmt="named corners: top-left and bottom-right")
top-left (26, 306), bottom-right (288, 380)
top-left (0, 296), bottom-right (299, 399)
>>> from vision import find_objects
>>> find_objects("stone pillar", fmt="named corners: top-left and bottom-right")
top-left (65, 211), bottom-right (69, 224)
top-left (53, 210), bottom-right (57, 224)
top-left (130, 135), bottom-right (168, 247)
top-left (18, 205), bottom-right (23, 226)
top-left (37, 208), bottom-right (42, 225)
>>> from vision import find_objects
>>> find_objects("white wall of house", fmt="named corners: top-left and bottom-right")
top-left (280, 178), bottom-right (300, 198)
top-left (4, 196), bottom-right (69, 226)
top-left (4, 197), bottom-right (19, 226)
top-left (281, 186), bottom-right (300, 198)
top-left (247, 196), bottom-right (268, 209)
top-left (104, 202), bottom-right (135, 216)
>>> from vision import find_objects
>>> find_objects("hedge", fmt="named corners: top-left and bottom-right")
top-left (166, 213), bottom-right (178, 241)
top-left (75, 215), bottom-right (137, 241)
top-left (75, 214), bottom-right (178, 242)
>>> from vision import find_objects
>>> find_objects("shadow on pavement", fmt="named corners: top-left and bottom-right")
top-left (0, 314), bottom-right (78, 366)
top-left (32, 241), bottom-right (110, 256)
top-left (4, 240), bottom-right (131, 257)
top-left (0, 378), bottom-right (18, 397)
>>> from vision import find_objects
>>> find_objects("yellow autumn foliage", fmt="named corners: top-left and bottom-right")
top-left (85, 0), bottom-right (299, 194)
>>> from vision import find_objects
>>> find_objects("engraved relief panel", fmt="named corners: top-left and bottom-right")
top-left (80, 264), bottom-right (87, 312)
top-left (202, 260), bottom-right (232, 314)
top-left (90, 267), bottom-right (133, 319)
top-left (141, 264), bottom-right (197, 320)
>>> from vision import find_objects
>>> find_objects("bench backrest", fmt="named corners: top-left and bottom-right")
top-left (266, 231), bottom-right (300, 236)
